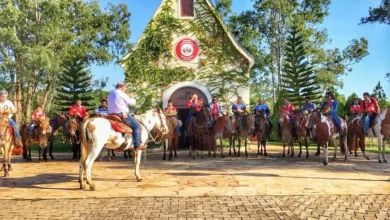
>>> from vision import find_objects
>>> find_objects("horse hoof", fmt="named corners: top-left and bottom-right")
top-left (282, 154), bottom-right (285, 157)
top-left (213, 155), bottom-right (216, 158)
top-left (162, 157), bottom-right (166, 160)
top-left (344, 159), bottom-right (348, 163)
top-left (38, 160), bottom-right (41, 163)
top-left (50, 156), bottom-right (55, 160)
top-left (222, 155), bottom-right (225, 158)
top-left (80, 184), bottom-right (86, 190)
top-left (4, 172), bottom-right (9, 177)
top-left (379, 160), bottom-right (383, 163)
top-left (8, 167), bottom-right (12, 171)
top-left (332, 158), bottom-right (336, 162)
top-left (384, 160), bottom-right (388, 163)
top-left (0, 167), bottom-right (3, 171)
top-left (169, 157), bottom-right (172, 161)
top-left (306, 155), bottom-right (309, 159)
top-left (365, 157), bottom-right (370, 160)
top-left (291, 154), bottom-right (294, 158)
top-left (257, 154), bottom-right (260, 157)
top-left (315, 153), bottom-right (320, 156)
top-left (264, 153), bottom-right (268, 157)
top-left (137, 178), bottom-right (143, 182)
top-left (355, 154), bottom-right (358, 157)
top-left (323, 161), bottom-right (328, 166)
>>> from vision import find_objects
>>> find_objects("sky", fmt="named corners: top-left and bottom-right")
top-left (92, 0), bottom-right (390, 98)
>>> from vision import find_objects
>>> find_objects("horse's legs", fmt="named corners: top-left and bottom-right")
top-left (107, 148), bottom-right (112, 162)
top-left (38, 145), bottom-right (42, 163)
top-left (290, 138), bottom-right (294, 157)
top-left (134, 149), bottom-right (143, 182)
top-left (383, 136), bottom-right (388, 163)
top-left (79, 159), bottom-right (86, 190)
top-left (332, 137), bottom-right (338, 162)
top-left (169, 138), bottom-right (174, 160)
top-left (237, 138), bottom-right (241, 157)
top-left (257, 138), bottom-right (260, 157)
top-left (162, 139), bottom-right (167, 160)
top-left (28, 144), bottom-right (32, 162)
top-left (315, 144), bottom-right (320, 156)
top-left (343, 133), bottom-right (348, 162)
top-left (2, 148), bottom-right (8, 177)
top-left (263, 139), bottom-right (268, 156)
top-left (220, 138), bottom-right (225, 158)
top-left (49, 139), bottom-right (55, 160)
top-left (298, 138), bottom-right (302, 158)
top-left (244, 138), bottom-right (248, 158)
top-left (174, 137), bottom-right (178, 158)
top-left (377, 137), bottom-right (383, 163)
top-left (282, 141), bottom-right (286, 157)
top-left (304, 137), bottom-right (309, 158)
top-left (360, 136), bottom-right (370, 160)
top-left (323, 143), bottom-right (328, 166)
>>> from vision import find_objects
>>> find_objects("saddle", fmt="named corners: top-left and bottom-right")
top-left (325, 116), bottom-right (346, 134)
top-left (107, 115), bottom-right (133, 134)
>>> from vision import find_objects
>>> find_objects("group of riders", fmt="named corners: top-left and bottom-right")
top-left (0, 82), bottom-right (380, 151)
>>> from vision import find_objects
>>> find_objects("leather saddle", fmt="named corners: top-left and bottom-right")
top-left (325, 116), bottom-right (346, 134)
top-left (107, 115), bottom-right (133, 134)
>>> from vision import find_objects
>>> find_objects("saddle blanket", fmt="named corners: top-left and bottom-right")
top-left (109, 120), bottom-right (133, 134)
top-left (326, 116), bottom-right (346, 133)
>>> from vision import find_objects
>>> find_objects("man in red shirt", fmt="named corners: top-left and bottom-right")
top-left (186, 94), bottom-right (202, 125)
top-left (360, 92), bottom-right (380, 135)
top-left (278, 98), bottom-right (296, 137)
top-left (348, 98), bottom-right (362, 121)
top-left (209, 96), bottom-right (223, 120)
top-left (69, 99), bottom-right (87, 121)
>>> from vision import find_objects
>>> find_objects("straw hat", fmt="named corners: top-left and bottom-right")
top-left (165, 109), bottom-right (177, 116)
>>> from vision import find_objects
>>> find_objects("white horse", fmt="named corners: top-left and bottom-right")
top-left (352, 109), bottom-right (388, 163)
top-left (79, 108), bottom-right (168, 190)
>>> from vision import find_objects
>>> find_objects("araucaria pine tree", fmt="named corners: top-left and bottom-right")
top-left (56, 57), bottom-right (95, 112)
top-left (281, 26), bottom-right (321, 107)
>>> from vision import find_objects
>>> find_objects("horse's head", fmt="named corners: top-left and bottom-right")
top-left (245, 113), bottom-right (256, 133)
top-left (255, 113), bottom-right (267, 132)
top-left (67, 116), bottom-right (79, 136)
top-left (0, 114), bottom-right (10, 145)
top-left (150, 107), bottom-right (168, 135)
top-left (200, 105), bottom-right (212, 122)
top-left (308, 110), bottom-right (322, 126)
top-left (294, 111), bottom-right (306, 128)
top-left (220, 114), bottom-right (232, 133)
top-left (279, 110), bottom-right (290, 124)
top-left (37, 117), bottom-right (51, 136)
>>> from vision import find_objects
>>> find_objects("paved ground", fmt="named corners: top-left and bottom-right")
top-left (1, 144), bottom-right (390, 219)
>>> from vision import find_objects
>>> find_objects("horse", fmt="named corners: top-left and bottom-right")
top-left (232, 113), bottom-right (255, 157)
top-left (47, 114), bottom-right (68, 160)
top-left (279, 110), bottom-right (294, 157)
top-left (67, 114), bottom-right (87, 161)
top-left (254, 111), bottom-right (269, 157)
top-left (21, 117), bottom-right (51, 162)
top-left (162, 115), bottom-right (182, 160)
top-left (208, 114), bottom-right (232, 158)
top-left (79, 108), bottom-right (168, 190)
top-left (295, 111), bottom-right (310, 158)
top-left (346, 114), bottom-right (370, 160)
top-left (380, 106), bottom-right (390, 162)
top-left (0, 111), bottom-right (16, 177)
top-left (308, 110), bottom-right (348, 165)
top-left (188, 105), bottom-right (212, 159)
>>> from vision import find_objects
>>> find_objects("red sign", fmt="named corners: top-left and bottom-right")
top-left (174, 38), bottom-right (199, 62)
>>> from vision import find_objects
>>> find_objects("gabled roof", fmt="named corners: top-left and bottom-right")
top-left (123, 0), bottom-right (255, 69)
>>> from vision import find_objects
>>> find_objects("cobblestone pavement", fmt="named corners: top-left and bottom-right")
top-left (1, 195), bottom-right (390, 219)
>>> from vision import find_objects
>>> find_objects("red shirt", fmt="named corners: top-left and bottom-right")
top-left (280, 104), bottom-right (295, 116)
top-left (32, 111), bottom-right (46, 120)
top-left (69, 105), bottom-right (87, 117)
top-left (360, 97), bottom-right (379, 114)
top-left (186, 99), bottom-right (202, 112)
top-left (164, 106), bottom-right (177, 112)
top-left (349, 104), bottom-right (362, 114)
top-left (211, 103), bottom-right (219, 116)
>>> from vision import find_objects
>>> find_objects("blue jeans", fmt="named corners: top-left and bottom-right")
top-left (331, 114), bottom-right (342, 131)
top-left (9, 118), bottom-right (21, 139)
top-left (29, 123), bottom-right (36, 139)
top-left (121, 113), bottom-right (141, 148)
top-left (364, 114), bottom-right (372, 135)
top-left (176, 118), bottom-right (181, 134)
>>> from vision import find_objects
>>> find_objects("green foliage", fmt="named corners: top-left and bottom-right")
top-left (55, 57), bottom-right (95, 112)
top-left (360, 0), bottom-right (390, 25)
top-left (281, 26), bottom-right (321, 107)
top-left (372, 81), bottom-right (389, 110)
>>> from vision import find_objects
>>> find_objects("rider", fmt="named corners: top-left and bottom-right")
top-left (107, 82), bottom-right (144, 151)
top-left (278, 98), bottom-right (295, 137)
top-left (209, 96), bottom-right (223, 120)
top-left (164, 99), bottom-right (181, 136)
top-left (253, 98), bottom-right (273, 138)
top-left (302, 96), bottom-right (316, 135)
top-left (186, 94), bottom-right (202, 126)
top-left (232, 96), bottom-right (246, 117)
top-left (0, 90), bottom-right (22, 147)
top-left (320, 92), bottom-right (344, 140)
top-left (29, 105), bottom-right (46, 141)
top-left (360, 92), bottom-right (380, 135)
top-left (68, 99), bottom-right (87, 122)
top-left (348, 98), bottom-right (362, 121)
top-left (95, 99), bottom-right (108, 117)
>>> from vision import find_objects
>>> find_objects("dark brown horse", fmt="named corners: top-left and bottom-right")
top-left (163, 115), bottom-right (182, 160)
top-left (67, 115), bottom-right (83, 161)
top-left (47, 114), bottom-right (67, 159)
top-left (346, 113), bottom-right (370, 159)
top-left (21, 117), bottom-right (51, 162)
top-left (295, 111), bottom-right (309, 158)
top-left (279, 111), bottom-right (294, 157)
top-left (208, 114), bottom-right (232, 158)
top-left (254, 111), bottom-right (269, 157)
top-left (188, 105), bottom-right (212, 159)
top-left (232, 113), bottom-right (255, 157)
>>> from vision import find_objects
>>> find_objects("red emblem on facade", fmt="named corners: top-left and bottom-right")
top-left (174, 38), bottom-right (199, 62)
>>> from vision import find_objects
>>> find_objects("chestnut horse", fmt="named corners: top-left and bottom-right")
top-left (232, 113), bottom-right (255, 157)
top-left (188, 105), bottom-right (212, 159)
top-left (163, 115), bottom-right (182, 160)
top-left (347, 116), bottom-right (370, 160)
top-left (279, 111), bottom-right (294, 157)
top-left (308, 110), bottom-right (348, 165)
top-left (0, 111), bottom-right (15, 177)
top-left (21, 117), bottom-right (52, 162)
top-left (254, 111), bottom-right (269, 157)
top-left (295, 111), bottom-right (310, 158)
top-left (208, 114), bottom-right (232, 158)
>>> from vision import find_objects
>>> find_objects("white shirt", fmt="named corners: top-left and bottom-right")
top-left (107, 89), bottom-right (136, 114)
top-left (0, 100), bottom-right (16, 118)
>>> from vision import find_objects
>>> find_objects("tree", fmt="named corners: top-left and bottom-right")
top-left (55, 57), bottom-right (95, 113)
top-left (0, 0), bottom-right (130, 123)
top-left (281, 26), bottom-right (321, 107)
top-left (372, 81), bottom-right (389, 110)
top-left (360, 0), bottom-right (390, 25)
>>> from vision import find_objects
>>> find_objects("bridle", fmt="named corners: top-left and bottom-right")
top-left (68, 118), bottom-right (81, 144)
top-left (140, 108), bottom-right (168, 145)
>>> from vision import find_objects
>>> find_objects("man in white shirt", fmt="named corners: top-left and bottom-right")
top-left (0, 90), bottom-right (22, 147)
top-left (107, 82), bottom-right (144, 150)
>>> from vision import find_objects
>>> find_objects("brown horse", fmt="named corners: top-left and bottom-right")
top-left (0, 111), bottom-right (15, 177)
top-left (254, 111), bottom-right (269, 157)
top-left (208, 114), bottom-right (232, 158)
top-left (47, 114), bottom-right (67, 159)
top-left (232, 113), bottom-right (255, 157)
top-left (295, 111), bottom-right (309, 158)
top-left (188, 105), bottom-right (212, 159)
top-left (67, 115), bottom-right (83, 161)
top-left (308, 110), bottom-right (348, 165)
top-left (347, 115), bottom-right (370, 160)
top-left (21, 117), bottom-right (51, 162)
top-left (279, 111), bottom-right (294, 157)
top-left (381, 106), bottom-right (390, 155)
top-left (163, 115), bottom-right (182, 160)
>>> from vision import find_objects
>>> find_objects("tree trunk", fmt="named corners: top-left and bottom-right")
top-left (15, 55), bottom-right (24, 126)
top-left (42, 83), bottom-right (52, 110)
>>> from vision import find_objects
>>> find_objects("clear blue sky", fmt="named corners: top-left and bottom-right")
top-left (92, 0), bottom-right (389, 98)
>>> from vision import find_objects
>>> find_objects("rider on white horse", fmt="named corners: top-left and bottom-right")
top-left (107, 82), bottom-right (145, 151)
